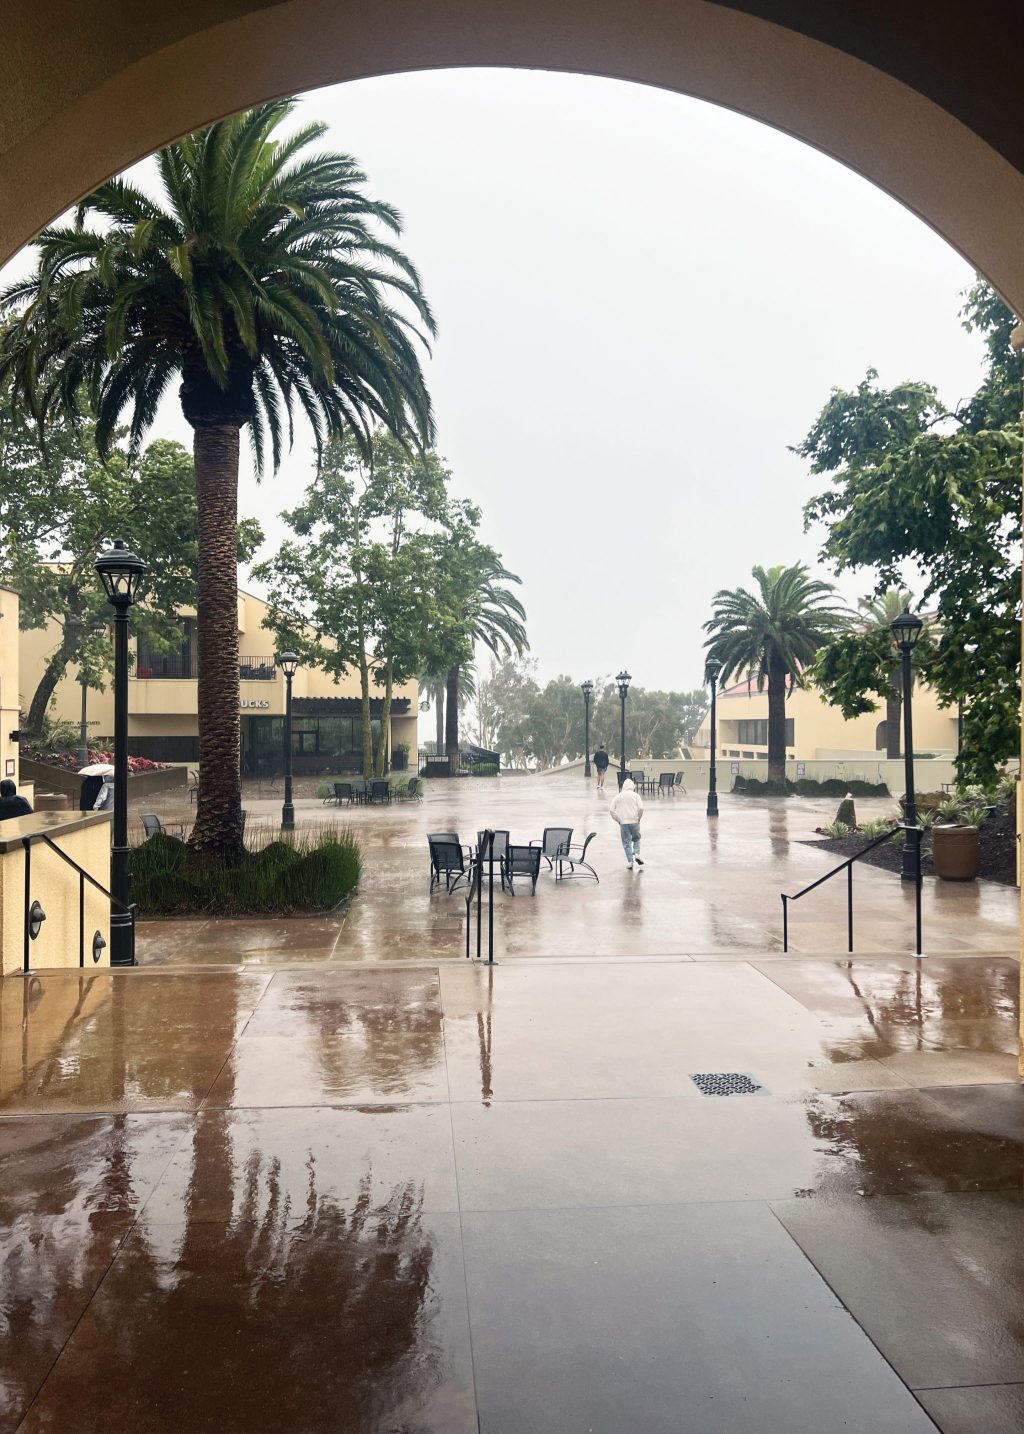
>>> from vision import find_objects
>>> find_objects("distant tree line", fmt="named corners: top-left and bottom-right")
top-left (469, 659), bottom-right (706, 768)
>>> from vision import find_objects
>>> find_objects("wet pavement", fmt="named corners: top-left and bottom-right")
top-left (1, 776), bottom-right (1021, 1430)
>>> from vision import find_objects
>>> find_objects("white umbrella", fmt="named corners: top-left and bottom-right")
top-left (78, 763), bottom-right (115, 776)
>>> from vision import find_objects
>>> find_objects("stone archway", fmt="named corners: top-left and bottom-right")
top-left (3, 2), bottom-right (1024, 314)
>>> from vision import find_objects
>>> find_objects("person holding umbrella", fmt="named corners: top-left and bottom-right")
top-left (79, 762), bottom-right (115, 811)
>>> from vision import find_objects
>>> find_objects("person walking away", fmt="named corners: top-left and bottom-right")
top-left (593, 743), bottom-right (610, 790)
top-left (609, 776), bottom-right (644, 869)
top-left (93, 774), bottom-right (115, 811)
top-left (0, 779), bottom-right (33, 820)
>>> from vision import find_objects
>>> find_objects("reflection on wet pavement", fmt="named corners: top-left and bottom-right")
top-left (2, 774), bottom-right (1021, 1431)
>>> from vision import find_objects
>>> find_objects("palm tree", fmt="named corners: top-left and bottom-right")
top-left (0, 100), bottom-right (434, 854)
top-left (442, 544), bottom-right (527, 765)
top-left (859, 588), bottom-right (916, 758)
top-left (703, 563), bottom-right (848, 782)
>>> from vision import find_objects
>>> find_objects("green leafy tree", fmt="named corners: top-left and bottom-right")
top-left (797, 286), bottom-right (1021, 783)
top-left (591, 681), bottom-right (706, 762)
top-left (0, 100), bottom-right (434, 852)
top-left (255, 432), bottom-right (453, 777)
top-left (703, 564), bottom-right (848, 781)
top-left (810, 589), bottom-right (927, 759)
top-left (0, 392), bottom-right (261, 735)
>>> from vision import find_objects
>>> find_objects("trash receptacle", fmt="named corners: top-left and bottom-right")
top-left (932, 823), bottom-right (980, 881)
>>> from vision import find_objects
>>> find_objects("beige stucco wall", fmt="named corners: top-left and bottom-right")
top-left (0, 588), bottom-right (21, 787)
top-left (0, 813), bottom-right (111, 976)
top-left (19, 584), bottom-right (418, 746)
top-left (694, 681), bottom-right (958, 762)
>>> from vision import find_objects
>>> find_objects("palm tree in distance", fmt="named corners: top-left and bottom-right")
top-left (859, 588), bottom-right (918, 759)
top-left (0, 100), bottom-right (435, 854)
top-left (704, 563), bottom-right (848, 782)
top-left (442, 544), bottom-right (527, 766)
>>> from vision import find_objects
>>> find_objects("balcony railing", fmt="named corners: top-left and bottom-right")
top-left (239, 657), bottom-right (277, 681)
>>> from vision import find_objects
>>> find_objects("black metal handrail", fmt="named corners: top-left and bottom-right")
top-left (22, 833), bottom-right (137, 972)
top-left (781, 822), bottom-right (923, 956)
top-left (465, 829), bottom-right (497, 963)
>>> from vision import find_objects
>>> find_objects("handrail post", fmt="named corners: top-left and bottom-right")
top-left (915, 826), bottom-right (923, 956)
top-left (23, 838), bottom-right (31, 974)
top-left (782, 894), bottom-right (788, 952)
top-left (79, 870), bottom-right (85, 968)
top-left (476, 838), bottom-right (483, 960)
top-left (847, 862), bottom-right (854, 953)
top-left (487, 829), bottom-right (495, 964)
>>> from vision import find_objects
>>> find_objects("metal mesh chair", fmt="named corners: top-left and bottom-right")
top-left (428, 834), bottom-right (471, 892)
top-left (368, 780), bottom-right (391, 805)
top-left (531, 826), bottom-right (573, 870)
top-left (658, 772), bottom-right (675, 796)
top-left (556, 831), bottom-right (600, 882)
top-left (506, 843), bottom-right (542, 895)
top-left (477, 829), bottom-right (511, 891)
top-left (674, 771), bottom-right (687, 794)
top-left (397, 777), bottom-right (423, 802)
top-left (325, 781), bottom-right (353, 806)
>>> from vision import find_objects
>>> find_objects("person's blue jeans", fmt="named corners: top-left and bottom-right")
top-left (619, 822), bottom-right (642, 862)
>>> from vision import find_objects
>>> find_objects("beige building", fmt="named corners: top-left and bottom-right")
top-left (0, 587), bottom-right (22, 787)
top-left (20, 587), bottom-right (419, 777)
top-left (693, 676), bottom-right (958, 763)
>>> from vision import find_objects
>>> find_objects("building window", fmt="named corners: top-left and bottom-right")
top-left (735, 718), bottom-right (794, 746)
top-left (136, 619), bottom-right (195, 679)
top-left (875, 720), bottom-right (890, 751)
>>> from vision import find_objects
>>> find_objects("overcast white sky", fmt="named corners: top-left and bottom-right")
top-left (9, 68), bottom-right (988, 691)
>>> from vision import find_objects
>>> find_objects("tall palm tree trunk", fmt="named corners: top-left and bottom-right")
top-left (445, 665), bottom-right (460, 773)
top-left (766, 668), bottom-right (788, 784)
top-left (189, 424), bottom-right (244, 855)
top-left (374, 659), bottom-right (394, 778)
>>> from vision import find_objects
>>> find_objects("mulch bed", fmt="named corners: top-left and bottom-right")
top-left (798, 802), bottom-right (1018, 887)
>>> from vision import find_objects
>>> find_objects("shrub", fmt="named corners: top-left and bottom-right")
top-left (130, 824), bottom-right (361, 917)
top-left (733, 775), bottom-right (889, 798)
top-left (860, 817), bottom-right (895, 839)
top-left (821, 820), bottom-right (852, 839)
top-left (470, 763), bottom-right (499, 777)
top-left (960, 803), bottom-right (989, 829)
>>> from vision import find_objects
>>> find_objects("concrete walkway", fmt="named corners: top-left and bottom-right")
top-left (1, 776), bottom-right (1021, 1432)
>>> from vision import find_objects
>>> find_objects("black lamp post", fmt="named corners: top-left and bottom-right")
top-left (706, 658), bottom-right (722, 818)
top-left (277, 650), bottom-right (299, 831)
top-left (95, 539), bottom-right (146, 967)
top-left (890, 607), bottom-right (924, 883)
top-left (581, 680), bottom-right (594, 777)
top-left (616, 670), bottom-right (631, 787)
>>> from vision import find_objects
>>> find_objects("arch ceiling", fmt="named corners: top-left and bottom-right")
top-left (2, 1), bottom-right (1024, 309)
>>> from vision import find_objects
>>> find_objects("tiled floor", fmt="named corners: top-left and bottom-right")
top-left (1, 778), bottom-right (1021, 1431)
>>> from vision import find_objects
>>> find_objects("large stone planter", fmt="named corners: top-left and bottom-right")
top-left (932, 823), bottom-right (980, 881)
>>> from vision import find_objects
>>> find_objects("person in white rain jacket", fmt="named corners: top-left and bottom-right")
top-left (609, 777), bottom-right (644, 870)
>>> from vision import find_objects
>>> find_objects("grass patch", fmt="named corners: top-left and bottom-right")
top-left (130, 822), bottom-right (362, 917)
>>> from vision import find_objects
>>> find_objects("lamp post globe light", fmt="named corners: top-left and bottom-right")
top-left (615, 670), bottom-right (631, 788)
top-left (95, 539), bottom-right (146, 967)
top-left (276, 651), bottom-right (299, 832)
top-left (890, 607), bottom-right (924, 884)
top-left (581, 680), bottom-right (594, 777)
top-left (705, 658), bottom-right (722, 818)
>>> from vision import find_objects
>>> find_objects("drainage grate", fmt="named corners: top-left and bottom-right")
top-left (690, 1072), bottom-right (764, 1097)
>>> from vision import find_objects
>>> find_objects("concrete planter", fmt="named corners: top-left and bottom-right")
top-left (932, 823), bottom-right (980, 881)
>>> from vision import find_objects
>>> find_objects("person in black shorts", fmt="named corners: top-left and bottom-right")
top-left (593, 743), bottom-right (610, 789)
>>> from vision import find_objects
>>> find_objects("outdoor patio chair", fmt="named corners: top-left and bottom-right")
top-left (368, 780), bottom-right (391, 805)
top-left (324, 781), bottom-right (354, 806)
top-left (674, 771), bottom-right (687, 795)
top-left (531, 826), bottom-right (573, 870)
top-left (140, 812), bottom-right (184, 839)
top-left (506, 843), bottom-right (542, 896)
top-left (658, 772), bottom-right (676, 796)
top-left (396, 777), bottom-right (423, 802)
top-left (188, 769), bottom-right (199, 804)
top-left (556, 831), bottom-right (600, 882)
top-left (429, 835), bottom-right (472, 893)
